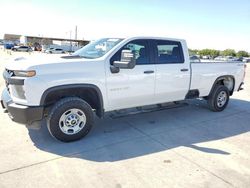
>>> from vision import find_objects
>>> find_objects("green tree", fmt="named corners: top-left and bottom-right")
top-left (199, 49), bottom-right (210, 56)
top-left (189, 49), bottom-right (199, 56)
top-left (222, 49), bottom-right (236, 57)
top-left (199, 49), bottom-right (220, 58)
top-left (237, 50), bottom-right (249, 57)
top-left (210, 49), bottom-right (220, 58)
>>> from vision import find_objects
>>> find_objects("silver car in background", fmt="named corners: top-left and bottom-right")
top-left (45, 48), bottom-right (65, 54)
top-left (12, 46), bottom-right (32, 52)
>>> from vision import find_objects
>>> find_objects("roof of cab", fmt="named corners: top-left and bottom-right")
top-left (125, 36), bottom-right (186, 42)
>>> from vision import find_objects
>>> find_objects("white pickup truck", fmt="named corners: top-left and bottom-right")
top-left (1, 37), bottom-right (246, 142)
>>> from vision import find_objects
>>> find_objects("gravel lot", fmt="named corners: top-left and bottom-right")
top-left (0, 49), bottom-right (249, 188)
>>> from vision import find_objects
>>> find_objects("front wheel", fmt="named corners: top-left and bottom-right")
top-left (47, 97), bottom-right (94, 142)
top-left (207, 85), bottom-right (230, 112)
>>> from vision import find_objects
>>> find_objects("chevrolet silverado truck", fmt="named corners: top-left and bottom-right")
top-left (1, 37), bottom-right (246, 142)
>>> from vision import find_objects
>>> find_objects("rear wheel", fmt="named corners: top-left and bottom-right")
top-left (207, 85), bottom-right (230, 112)
top-left (47, 97), bottom-right (94, 142)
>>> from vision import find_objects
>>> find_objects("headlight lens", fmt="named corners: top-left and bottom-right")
top-left (13, 70), bottom-right (36, 77)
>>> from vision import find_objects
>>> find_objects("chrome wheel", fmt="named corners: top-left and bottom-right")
top-left (217, 91), bottom-right (227, 108)
top-left (59, 108), bottom-right (86, 135)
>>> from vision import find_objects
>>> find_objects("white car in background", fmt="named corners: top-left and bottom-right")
top-left (214, 56), bottom-right (227, 61)
top-left (45, 48), bottom-right (65, 54)
top-left (215, 56), bottom-right (240, 62)
top-left (12, 46), bottom-right (32, 52)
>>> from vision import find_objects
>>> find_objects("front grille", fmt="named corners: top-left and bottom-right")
top-left (3, 69), bottom-right (26, 99)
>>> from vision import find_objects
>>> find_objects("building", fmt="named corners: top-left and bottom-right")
top-left (3, 34), bottom-right (21, 44)
top-left (3, 34), bottom-right (89, 51)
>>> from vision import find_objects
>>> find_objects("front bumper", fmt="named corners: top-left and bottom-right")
top-left (1, 89), bottom-right (44, 125)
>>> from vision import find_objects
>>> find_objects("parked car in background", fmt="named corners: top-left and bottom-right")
top-left (214, 56), bottom-right (240, 62)
top-left (12, 46), bottom-right (32, 52)
top-left (190, 55), bottom-right (201, 63)
top-left (235, 57), bottom-right (244, 62)
top-left (34, 46), bottom-right (42, 51)
top-left (4, 43), bottom-right (15, 50)
top-left (202, 55), bottom-right (211, 59)
top-left (45, 48), bottom-right (65, 54)
top-left (214, 56), bottom-right (226, 61)
top-left (243, 58), bottom-right (250, 63)
top-left (226, 56), bottom-right (236, 61)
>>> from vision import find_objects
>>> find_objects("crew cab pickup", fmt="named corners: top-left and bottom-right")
top-left (1, 37), bottom-right (246, 142)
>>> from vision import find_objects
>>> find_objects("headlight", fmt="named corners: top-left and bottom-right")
top-left (13, 70), bottom-right (36, 77)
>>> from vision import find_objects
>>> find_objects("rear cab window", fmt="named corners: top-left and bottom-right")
top-left (154, 40), bottom-right (184, 64)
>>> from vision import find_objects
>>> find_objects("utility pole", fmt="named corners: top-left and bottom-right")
top-left (75, 26), bottom-right (77, 40)
top-left (70, 30), bottom-right (72, 52)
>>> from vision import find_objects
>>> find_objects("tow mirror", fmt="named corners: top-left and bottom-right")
top-left (113, 50), bottom-right (136, 69)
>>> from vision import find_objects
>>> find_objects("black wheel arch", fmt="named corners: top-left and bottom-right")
top-left (40, 84), bottom-right (104, 118)
top-left (209, 75), bottom-right (235, 96)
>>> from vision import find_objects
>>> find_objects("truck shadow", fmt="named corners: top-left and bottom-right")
top-left (28, 98), bottom-right (250, 162)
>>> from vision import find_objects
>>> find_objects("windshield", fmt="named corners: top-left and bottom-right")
top-left (73, 38), bottom-right (124, 59)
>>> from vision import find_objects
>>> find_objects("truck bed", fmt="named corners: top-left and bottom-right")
top-left (190, 62), bottom-right (245, 97)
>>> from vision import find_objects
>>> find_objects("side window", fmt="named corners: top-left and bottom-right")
top-left (110, 40), bottom-right (150, 65)
top-left (156, 40), bottom-right (184, 64)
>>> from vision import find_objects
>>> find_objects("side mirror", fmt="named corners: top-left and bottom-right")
top-left (113, 50), bottom-right (136, 69)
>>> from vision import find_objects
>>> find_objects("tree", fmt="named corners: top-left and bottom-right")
top-left (237, 50), bottom-right (249, 57)
top-left (210, 49), bottom-right (220, 58)
top-left (199, 49), bottom-right (220, 58)
top-left (189, 49), bottom-right (199, 56)
top-left (222, 49), bottom-right (236, 57)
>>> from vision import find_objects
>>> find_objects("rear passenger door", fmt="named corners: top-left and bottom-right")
top-left (153, 40), bottom-right (190, 103)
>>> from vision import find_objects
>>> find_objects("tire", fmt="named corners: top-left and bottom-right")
top-left (207, 85), bottom-right (230, 112)
top-left (47, 97), bottom-right (94, 142)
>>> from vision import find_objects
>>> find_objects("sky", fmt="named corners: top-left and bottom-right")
top-left (0, 0), bottom-right (249, 51)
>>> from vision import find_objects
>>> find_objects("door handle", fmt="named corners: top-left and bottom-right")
top-left (180, 68), bottom-right (189, 72)
top-left (144, 70), bottom-right (154, 74)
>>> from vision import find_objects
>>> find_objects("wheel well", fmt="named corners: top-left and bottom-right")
top-left (211, 76), bottom-right (235, 96)
top-left (41, 85), bottom-right (104, 118)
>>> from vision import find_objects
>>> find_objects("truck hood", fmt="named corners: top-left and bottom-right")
top-left (5, 55), bottom-right (89, 70)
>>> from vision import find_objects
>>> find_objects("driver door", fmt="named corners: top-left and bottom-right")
top-left (105, 39), bottom-right (156, 111)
